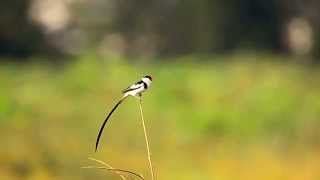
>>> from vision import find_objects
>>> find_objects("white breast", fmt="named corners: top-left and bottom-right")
top-left (142, 78), bottom-right (152, 87)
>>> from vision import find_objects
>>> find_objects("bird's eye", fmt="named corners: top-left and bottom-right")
top-left (145, 75), bottom-right (152, 80)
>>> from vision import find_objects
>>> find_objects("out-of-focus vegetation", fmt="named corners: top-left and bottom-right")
top-left (1, 0), bottom-right (320, 179)
top-left (1, 0), bottom-right (320, 59)
top-left (1, 54), bottom-right (320, 180)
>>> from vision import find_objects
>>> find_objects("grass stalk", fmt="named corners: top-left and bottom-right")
top-left (138, 97), bottom-right (155, 180)
top-left (84, 157), bottom-right (145, 180)
top-left (87, 157), bottom-right (127, 180)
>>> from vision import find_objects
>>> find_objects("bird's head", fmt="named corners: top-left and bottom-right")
top-left (144, 75), bottom-right (152, 81)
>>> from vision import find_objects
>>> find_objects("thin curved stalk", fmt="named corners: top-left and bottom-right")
top-left (82, 166), bottom-right (144, 180)
top-left (87, 157), bottom-right (127, 180)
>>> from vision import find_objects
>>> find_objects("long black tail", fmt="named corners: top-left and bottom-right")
top-left (95, 96), bottom-right (127, 152)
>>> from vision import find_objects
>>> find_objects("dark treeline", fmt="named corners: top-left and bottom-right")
top-left (1, 0), bottom-right (320, 60)
top-left (0, 0), bottom-right (61, 58)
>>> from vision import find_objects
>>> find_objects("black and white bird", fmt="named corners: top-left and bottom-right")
top-left (95, 75), bottom-right (152, 152)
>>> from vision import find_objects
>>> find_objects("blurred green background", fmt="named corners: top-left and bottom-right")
top-left (1, 0), bottom-right (320, 180)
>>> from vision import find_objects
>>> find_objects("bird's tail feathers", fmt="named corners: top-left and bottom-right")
top-left (95, 95), bottom-right (128, 152)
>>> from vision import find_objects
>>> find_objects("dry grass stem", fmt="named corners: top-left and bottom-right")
top-left (83, 157), bottom-right (144, 180)
top-left (87, 157), bottom-right (127, 180)
top-left (138, 98), bottom-right (155, 180)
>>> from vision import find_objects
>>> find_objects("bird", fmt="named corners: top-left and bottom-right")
top-left (95, 75), bottom-right (153, 152)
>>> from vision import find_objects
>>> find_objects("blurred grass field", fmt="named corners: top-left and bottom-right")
top-left (1, 54), bottom-right (320, 180)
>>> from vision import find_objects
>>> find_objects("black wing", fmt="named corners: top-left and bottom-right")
top-left (95, 97), bottom-right (126, 152)
top-left (122, 80), bottom-right (144, 93)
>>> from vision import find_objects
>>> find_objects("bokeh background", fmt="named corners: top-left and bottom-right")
top-left (1, 0), bottom-right (320, 179)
